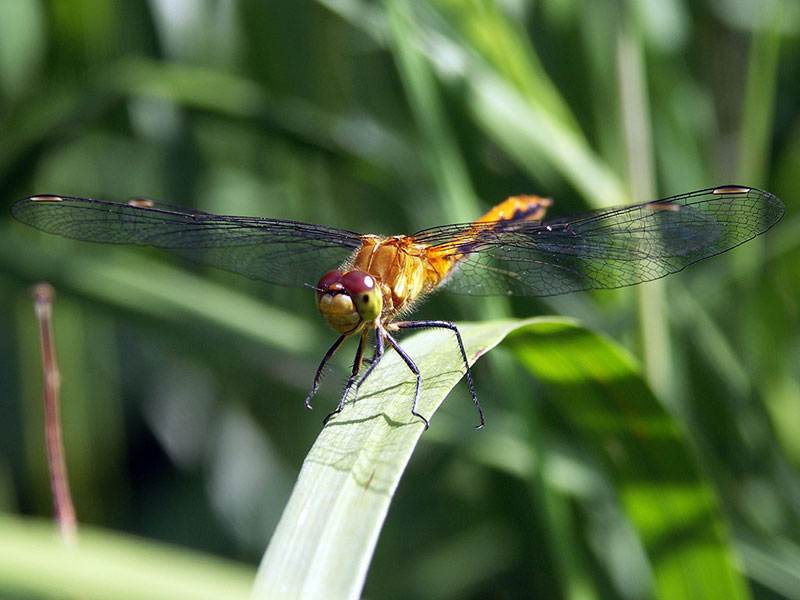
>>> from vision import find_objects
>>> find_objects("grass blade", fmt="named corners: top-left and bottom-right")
top-left (254, 318), bottom-right (748, 599)
top-left (507, 320), bottom-right (751, 599)
top-left (0, 515), bottom-right (254, 600)
top-left (252, 319), bottom-right (526, 599)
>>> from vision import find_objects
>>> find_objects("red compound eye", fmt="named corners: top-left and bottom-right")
top-left (317, 270), bottom-right (343, 291)
top-left (340, 271), bottom-right (375, 295)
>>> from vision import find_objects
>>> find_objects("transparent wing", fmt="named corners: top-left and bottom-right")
top-left (11, 195), bottom-right (364, 288)
top-left (410, 186), bottom-right (784, 297)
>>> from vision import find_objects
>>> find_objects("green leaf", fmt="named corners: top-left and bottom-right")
top-left (0, 514), bottom-right (255, 600)
top-left (253, 318), bottom-right (748, 599)
top-left (506, 320), bottom-right (751, 600)
top-left (252, 319), bottom-right (522, 599)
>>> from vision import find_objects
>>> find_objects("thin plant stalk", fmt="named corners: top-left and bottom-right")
top-left (31, 282), bottom-right (77, 544)
top-left (616, 17), bottom-right (677, 404)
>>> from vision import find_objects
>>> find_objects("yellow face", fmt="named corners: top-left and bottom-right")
top-left (315, 270), bottom-right (382, 335)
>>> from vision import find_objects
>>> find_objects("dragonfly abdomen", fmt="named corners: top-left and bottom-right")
top-left (347, 196), bottom-right (555, 320)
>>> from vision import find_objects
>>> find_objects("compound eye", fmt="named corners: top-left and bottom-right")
top-left (316, 270), bottom-right (343, 291)
top-left (340, 271), bottom-right (382, 321)
top-left (340, 271), bottom-right (375, 295)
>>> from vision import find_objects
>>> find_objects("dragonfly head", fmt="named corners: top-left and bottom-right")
top-left (315, 270), bottom-right (383, 335)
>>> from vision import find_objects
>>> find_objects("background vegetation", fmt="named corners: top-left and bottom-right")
top-left (1, 0), bottom-right (798, 598)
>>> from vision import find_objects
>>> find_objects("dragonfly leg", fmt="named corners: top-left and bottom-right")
top-left (352, 328), bottom-right (385, 404)
top-left (323, 330), bottom-right (368, 425)
top-left (305, 334), bottom-right (347, 410)
top-left (342, 328), bottom-right (369, 401)
top-left (394, 320), bottom-right (484, 429)
top-left (383, 330), bottom-right (429, 430)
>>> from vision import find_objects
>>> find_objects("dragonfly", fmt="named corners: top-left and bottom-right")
top-left (12, 185), bottom-right (784, 429)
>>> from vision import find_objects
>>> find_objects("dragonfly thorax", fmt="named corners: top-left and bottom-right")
top-left (348, 234), bottom-right (451, 319)
top-left (315, 270), bottom-right (382, 335)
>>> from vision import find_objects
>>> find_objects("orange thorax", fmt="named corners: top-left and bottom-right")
top-left (346, 195), bottom-right (551, 322)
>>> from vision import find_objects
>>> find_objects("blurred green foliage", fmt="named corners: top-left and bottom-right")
top-left (1, 0), bottom-right (798, 598)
